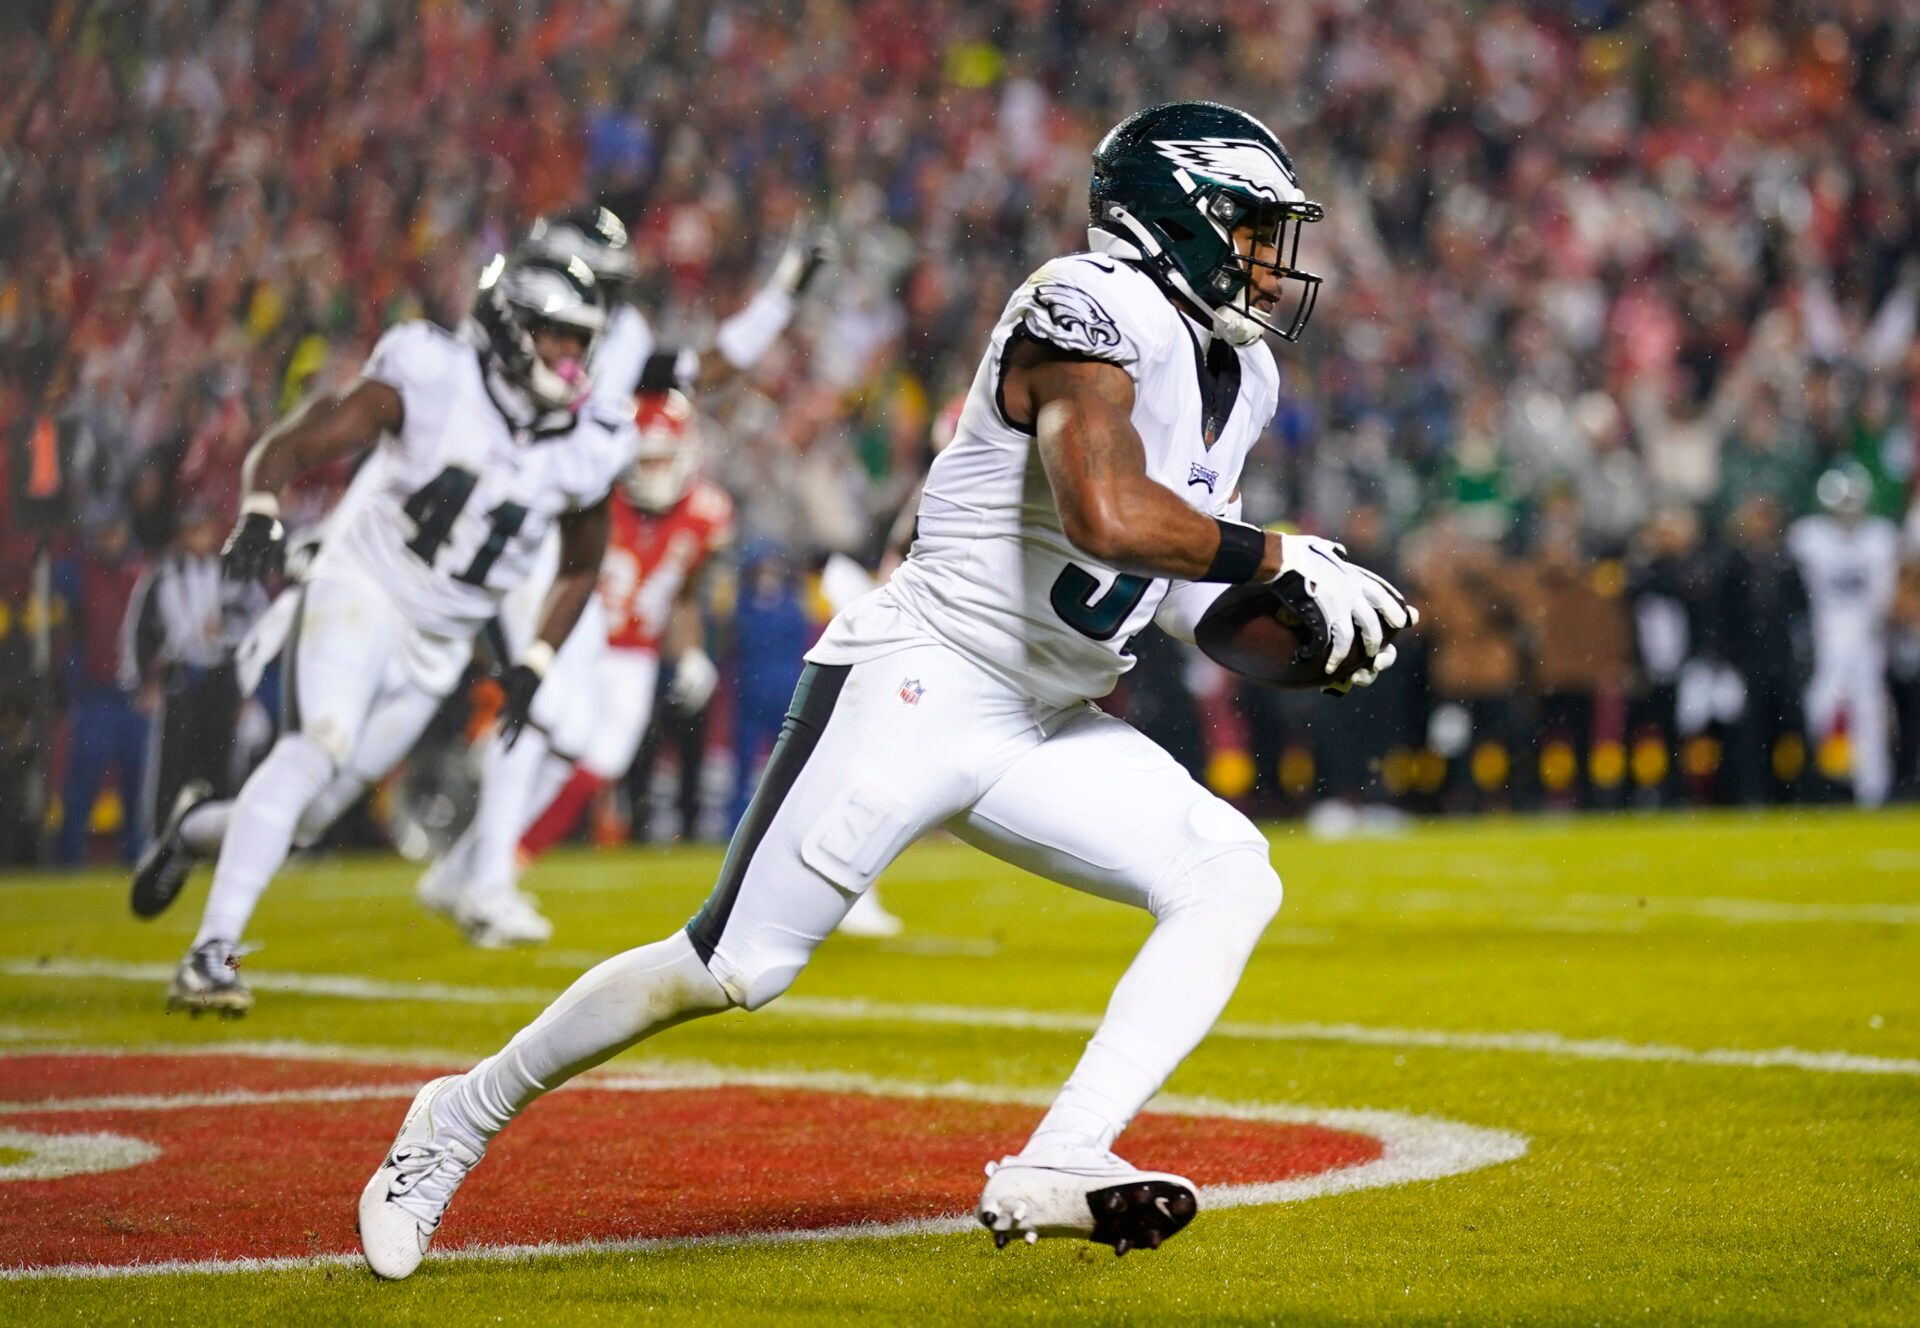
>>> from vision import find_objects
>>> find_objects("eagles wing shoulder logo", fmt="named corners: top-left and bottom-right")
top-left (1154, 137), bottom-right (1303, 204)
top-left (1025, 282), bottom-right (1130, 362)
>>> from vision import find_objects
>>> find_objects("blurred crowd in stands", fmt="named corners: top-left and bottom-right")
top-left (4, 0), bottom-right (1919, 864)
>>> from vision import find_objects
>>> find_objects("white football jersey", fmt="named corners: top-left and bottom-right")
top-left (1788, 514), bottom-right (1899, 646)
top-left (310, 321), bottom-right (638, 642)
top-left (812, 254), bottom-right (1278, 705)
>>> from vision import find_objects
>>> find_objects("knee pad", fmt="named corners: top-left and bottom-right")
top-left (1166, 796), bottom-right (1279, 913)
top-left (1207, 846), bottom-right (1285, 931)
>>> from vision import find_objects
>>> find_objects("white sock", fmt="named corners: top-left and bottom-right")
top-left (439, 931), bottom-right (731, 1146)
top-left (1027, 851), bottom-right (1281, 1155)
top-left (179, 801), bottom-right (232, 856)
top-left (191, 734), bottom-right (336, 947)
top-left (522, 748), bottom-right (577, 835)
top-left (467, 730), bottom-right (551, 898)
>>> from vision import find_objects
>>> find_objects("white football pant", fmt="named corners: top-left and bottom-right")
top-left (192, 567), bottom-right (464, 945)
top-left (443, 640), bottom-right (1282, 1158)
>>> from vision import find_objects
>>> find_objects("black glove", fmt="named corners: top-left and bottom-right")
top-left (496, 663), bottom-right (544, 749)
top-left (221, 510), bottom-right (285, 584)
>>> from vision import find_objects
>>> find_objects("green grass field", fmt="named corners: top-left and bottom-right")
top-left (3, 809), bottom-right (1918, 1323)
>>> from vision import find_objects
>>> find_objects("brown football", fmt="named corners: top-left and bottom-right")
top-left (1193, 581), bottom-right (1391, 689)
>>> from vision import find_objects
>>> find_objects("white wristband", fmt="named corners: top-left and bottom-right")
top-left (240, 492), bottom-right (281, 520)
top-left (522, 640), bottom-right (556, 677)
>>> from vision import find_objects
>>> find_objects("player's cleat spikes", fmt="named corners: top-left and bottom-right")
top-left (1115, 1238), bottom-right (1130, 1257)
top-left (995, 1231), bottom-right (1010, 1250)
top-left (131, 780), bottom-right (214, 919)
top-left (165, 939), bottom-right (252, 1016)
top-left (359, 1076), bottom-right (484, 1280)
top-left (976, 1144), bottom-right (1198, 1254)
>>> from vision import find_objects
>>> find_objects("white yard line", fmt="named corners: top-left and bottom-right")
top-left (0, 1084), bottom-right (419, 1116)
top-left (0, 1044), bottom-right (1524, 1282)
top-left (5, 957), bottom-right (1917, 1078)
top-left (1315, 887), bottom-right (1920, 927)
top-left (0, 958), bottom-right (551, 1005)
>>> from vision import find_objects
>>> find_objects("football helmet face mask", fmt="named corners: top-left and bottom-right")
top-left (473, 253), bottom-right (607, 414)
top-left (623, 389), bottom-right (702, 513)
top-left (1088, 101), bottom-right (1324, 345)
top-left (521, 206), bottom-right (639, 294)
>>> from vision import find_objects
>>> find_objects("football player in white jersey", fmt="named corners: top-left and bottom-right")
top-left (132, 253), bottom-right (640, 1014)
top-left (416, 208), bottom-right (831, 946)
top-left (358, 102), bottom-right (1414, 1273)
top-left (1788, 464), bottom-right (1901, 806)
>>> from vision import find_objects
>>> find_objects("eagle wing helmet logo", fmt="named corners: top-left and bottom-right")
top-left (1153, 137), bottom-right (1307, 205)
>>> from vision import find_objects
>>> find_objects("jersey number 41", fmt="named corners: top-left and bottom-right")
top-left (403, 466), bottom-right (529, 587)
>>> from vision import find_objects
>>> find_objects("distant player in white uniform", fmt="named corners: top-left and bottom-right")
top-left (1789, 464), bottom-right (1901, 806)
top-left (414, 208), bottom-right (832, 945)
top-left (132, 252), bottom-right (639, 1014)
top-left (358, 102), bottom-right (1413, 1272)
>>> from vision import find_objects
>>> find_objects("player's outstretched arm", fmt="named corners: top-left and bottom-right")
top-left (500, 494), bottom-right (612, 746)
top-left (688, 224), bottom-right (835, 395)
top-left (240, 378), bottom-right (403, 501)
top-left (1013, 344), bottom-right (1282, 583)
top-left (222, 378), bottom-right (404, 582)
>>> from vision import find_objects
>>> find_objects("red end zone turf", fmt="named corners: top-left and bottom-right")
top-left (0, 1053), bottom-right (1385, 1272)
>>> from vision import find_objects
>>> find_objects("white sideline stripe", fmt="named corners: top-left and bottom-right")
top-left (7, 957), bottom-right (1919, 1079)
top-left (0, 1044), bottom-right (1525, 1282)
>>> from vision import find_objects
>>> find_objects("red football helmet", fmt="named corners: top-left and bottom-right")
top-left (623, 389), bottom-right (702, 512)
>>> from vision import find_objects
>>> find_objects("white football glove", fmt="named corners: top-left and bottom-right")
top-left (667, 647), bottom-right (719, 711)
top-left (1274, 534), bottom-right (1417, 678)
top-left (1324, 643), bottom-right (1399, 696)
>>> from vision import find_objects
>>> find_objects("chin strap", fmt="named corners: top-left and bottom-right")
top-left (1088, 210), bottom-right (1260, 346)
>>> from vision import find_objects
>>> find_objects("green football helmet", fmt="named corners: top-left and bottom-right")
top-left (1088, 101), bottom-right (1324, 345)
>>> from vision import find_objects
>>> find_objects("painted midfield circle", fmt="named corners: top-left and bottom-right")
top-left (0, 1051), bottom-right (1526, 1276)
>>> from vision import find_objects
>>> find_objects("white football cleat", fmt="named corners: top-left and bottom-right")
top-left (836, 887), bottom-right (904, 938)
top-left (358, 1076), bottom-right (483, 1280)
top-left (454, 888), bottom-right (553, 949)
top-left (418, 852), bottom-right (551, 949)
top-left (977, 1143), bottom-right (1198, 1256)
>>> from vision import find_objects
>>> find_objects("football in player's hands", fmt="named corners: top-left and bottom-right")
top-left (1194, 572), bottom-right (1401, 689)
